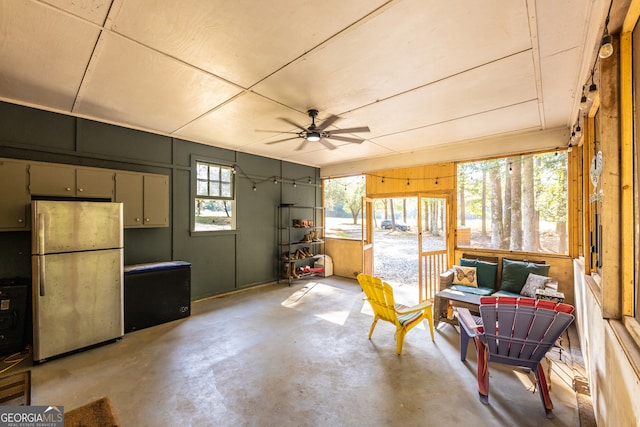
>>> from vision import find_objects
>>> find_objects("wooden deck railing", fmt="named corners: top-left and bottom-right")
top-left (420, 249), bottom-right (448, 301)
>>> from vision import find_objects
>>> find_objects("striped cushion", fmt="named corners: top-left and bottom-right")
top-left (395, 303), bottom-right (423, 327)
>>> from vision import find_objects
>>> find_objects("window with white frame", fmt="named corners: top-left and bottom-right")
top-left (194, 160), bottom-right (235, 231)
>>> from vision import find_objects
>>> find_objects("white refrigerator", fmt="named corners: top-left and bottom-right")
top-left (31, 200), bottom-right (124, 362)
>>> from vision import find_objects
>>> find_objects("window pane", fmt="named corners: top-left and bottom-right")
top-left (221, 183), bottom-right (231, 198)
top-left (209, 166), bottom-right (220, 180)
top-left (197, 180), bottom-right (209, 196)
top-left (197, 164), bottom-right (208, 179)
top-left (220, 167), bottom-right (231, 182)
top-left (194, 198), bottom-right (234, 231)
top-left (457, 152), bottom-right (568, 254)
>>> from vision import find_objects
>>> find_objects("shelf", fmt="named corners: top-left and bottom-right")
top-left (279, 240), bottom-right (324, 246)
top-left (277, 204), bottom-right (325, 284)
top-left (279, 226), bottom-right (324, 230)
top-left (279, 204), bottom-right (323, 209)
top-left (280, 257), bottom-right (317, 263)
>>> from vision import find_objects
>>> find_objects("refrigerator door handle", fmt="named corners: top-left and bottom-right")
top-left (38, 257), bottom-right (46, 297)
top-left (37, 212), bottom-right (46, 255)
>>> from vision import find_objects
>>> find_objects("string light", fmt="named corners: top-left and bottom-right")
top-left (230, 164), bottom-right (320, 192)
top-left (574, 121), bottom-right (583, 140)
top-left (588, 70), bottom-right (597, 101)
top-left (599, 2), bottom-right (614, 59)
top-left (579, 87), bottom-right (589, 110)
top-left (234, 152), bottom-right (567, 193)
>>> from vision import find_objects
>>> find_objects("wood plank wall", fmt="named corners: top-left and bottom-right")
top-left (365, 163), bottom-right (456, 197)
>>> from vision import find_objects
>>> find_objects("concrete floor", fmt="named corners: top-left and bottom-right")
top-left (19, 276), bottom-right (584, 426)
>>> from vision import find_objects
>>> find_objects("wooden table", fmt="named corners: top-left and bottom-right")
top-left (535, 288), bottom-right (565, 303)
top-left (433, 288), bottom-right (482, 327)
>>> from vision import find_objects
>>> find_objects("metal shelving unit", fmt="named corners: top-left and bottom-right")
top-left (277, 204), bottom-right (325, 284)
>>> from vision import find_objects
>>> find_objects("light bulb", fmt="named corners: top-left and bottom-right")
top-left (574, 125), bottom-right (582, 139)
top-left (588, 82), bottom-right (597, 101)
top-left (599, 34), bottom-right (613, 59)
top-left (579, 94), bottom-right (588, 110)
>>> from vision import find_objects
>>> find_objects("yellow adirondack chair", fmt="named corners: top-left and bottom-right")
top-left (357, 273), bottom-right (434, 354)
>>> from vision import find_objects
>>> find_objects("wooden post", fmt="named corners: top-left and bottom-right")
top-left (599, 35), bottom-right (622, 319)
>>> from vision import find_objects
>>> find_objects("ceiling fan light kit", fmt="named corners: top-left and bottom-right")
top-left (306, 132), bottom-right (321, 142)
top-left (265, 108), bottom-right (370, 151)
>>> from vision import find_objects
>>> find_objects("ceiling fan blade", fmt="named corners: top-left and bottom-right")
top-left (265, 136), bottom-right (301, 145)
top-left (255, 129), bottom-right (299, 134)
top-left (327, 126), bottom-right (370, 134)
top-left (278, 117), bottom-right (308, 131)
top-left (327, 135), bottom-right (365, 144)
top-left (316, 115), bottom-right (340, 131)
top-left (319, 139), bottom-right (337, 150)
top-left (295, 140), bottom-right (310, 151)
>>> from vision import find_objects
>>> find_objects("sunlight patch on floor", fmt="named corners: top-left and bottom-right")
top-left (281, 281), bottom-right (351, 325)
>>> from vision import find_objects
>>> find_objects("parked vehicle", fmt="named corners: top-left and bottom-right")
top-left (380, 219), bottom-right (410, 231)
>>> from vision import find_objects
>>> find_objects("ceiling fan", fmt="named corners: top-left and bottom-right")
top-left (264, 109), bottom-right (370, 151)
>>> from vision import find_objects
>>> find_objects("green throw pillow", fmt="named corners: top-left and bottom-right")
top-left (500, 259), bottom-right (550, 294)
top-left (460, 258), bottom-right (498, 289)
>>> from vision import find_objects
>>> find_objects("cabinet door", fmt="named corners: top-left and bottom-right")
top-left (29, 163), bottom-right (75, 197)
top-left (0, 159), bottom-right (29, 229)
top-left (115, 173), bottom-right (143, 227)
top-left (143, 174), bottom-right (169, 227)
top-left (76, 168), bottom-right (114, 198)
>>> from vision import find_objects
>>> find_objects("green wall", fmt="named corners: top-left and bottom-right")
top-left (0, 101), bottom-right (320, 299)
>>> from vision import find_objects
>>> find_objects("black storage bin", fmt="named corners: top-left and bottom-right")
top-left (124, 261), bottom-right (191, 333)
top-left (0, 278), bottom-right (29, 356)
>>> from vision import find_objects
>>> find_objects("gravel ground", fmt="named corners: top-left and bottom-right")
top-left (325, 218), bottom-right (442, 289)
top-left (373, 230), bottom-right (444, 287)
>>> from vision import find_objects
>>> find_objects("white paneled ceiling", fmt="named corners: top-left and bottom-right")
top-left (0, 0), bottom-right (609, 172)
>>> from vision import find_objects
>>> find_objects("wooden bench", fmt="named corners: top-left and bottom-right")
top-left (434, 253), bottom-right (547, 327)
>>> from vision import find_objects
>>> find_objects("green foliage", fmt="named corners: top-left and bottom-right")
top-left (324, 177), bottom-right (365, 224)
top-left (535, 152), bottom-right (568, 223)
top-left (457, 151), bottom-right (568, 254)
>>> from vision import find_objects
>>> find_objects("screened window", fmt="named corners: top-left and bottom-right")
top-left (194, 161), bottom-right (235, 231)
top-left (323, 176), bottom-right (365, 239)
top-left (457, 152), bottom-right (569, 254)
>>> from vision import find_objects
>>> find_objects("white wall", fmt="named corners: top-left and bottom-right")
top-left (574, 259), bottom-right (640, 426)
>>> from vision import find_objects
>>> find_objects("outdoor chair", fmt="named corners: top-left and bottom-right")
top-left (456, 296), bottom-right (574, 418)
top-left (356, 273), bottom-right (434, 355)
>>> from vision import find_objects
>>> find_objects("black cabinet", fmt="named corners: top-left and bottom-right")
top-left (123, 261), bottom-right (191, 333)
top-left (0, 278), bottom-right (29, 356)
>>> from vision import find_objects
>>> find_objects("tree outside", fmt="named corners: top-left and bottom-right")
top-left (457, 152), bottom-right (568, 254)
